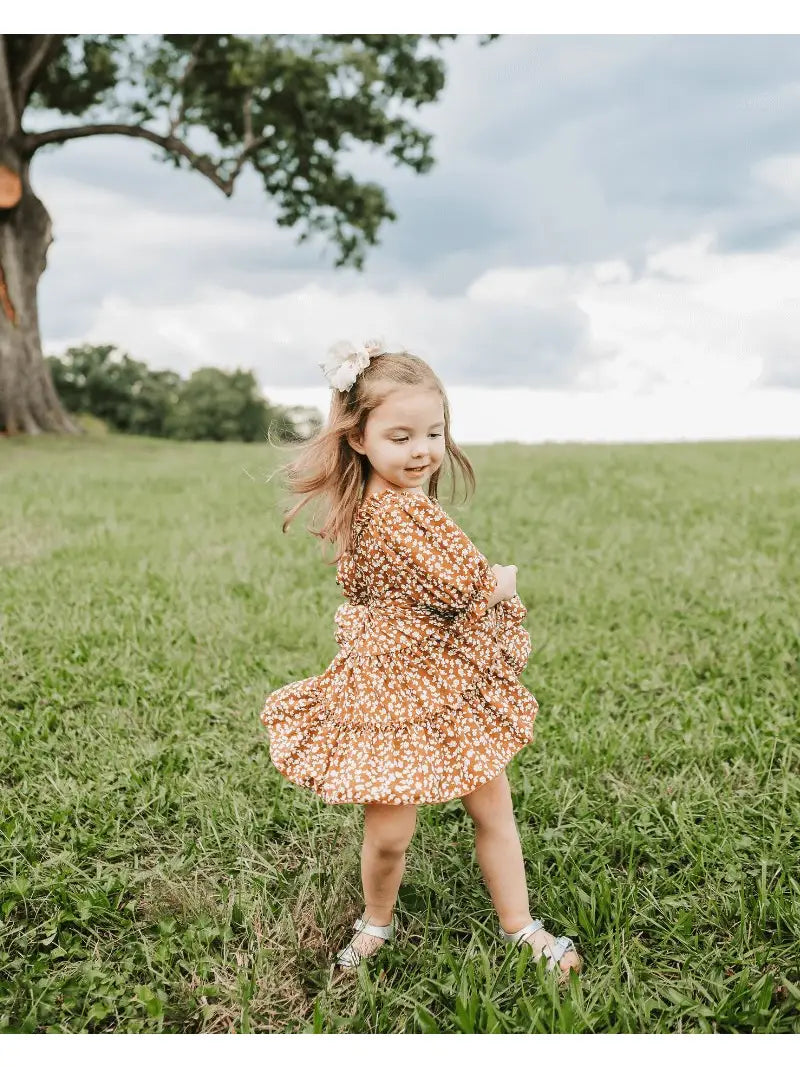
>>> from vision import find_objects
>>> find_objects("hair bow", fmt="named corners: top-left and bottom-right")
top-left (319, 338), bottom-right (385, 392)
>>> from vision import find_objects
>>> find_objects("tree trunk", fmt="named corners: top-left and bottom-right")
top-left (0, 145), bottom-right (80, 435)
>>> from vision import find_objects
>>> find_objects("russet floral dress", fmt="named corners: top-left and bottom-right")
top-left (259, 487), bottom-right (538, 805)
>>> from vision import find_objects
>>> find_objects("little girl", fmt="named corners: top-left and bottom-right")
top-left (260, 339), bottom-right (582, 985)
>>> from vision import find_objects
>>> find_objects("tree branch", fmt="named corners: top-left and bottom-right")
top-left (226, 136), bottom-right (269, 188)
top-left (22, 122), bottom-right (245, 196)
top-left (242, 88), bottom-right (254, 146)
top-left (225, 91), bottom-right (268, 186)
top-left (167, 35), bottom-right (206, 137)
top-left (14, 35), bottom-right (65, 114)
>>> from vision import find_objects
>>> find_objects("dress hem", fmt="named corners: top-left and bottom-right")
top-left (266, 707), bottom-right (537, 806)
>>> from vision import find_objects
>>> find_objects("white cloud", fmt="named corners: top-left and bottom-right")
top-left (752, 152), bottom-right (800, 203)
top-left (43, 222), bottom-right (800, 432)
top-left (462, 229), bottom-right (800, 391)
top-left (49, 276), bottom-right (590, 387)
top-left (44, 176), bottom-right (294, 257)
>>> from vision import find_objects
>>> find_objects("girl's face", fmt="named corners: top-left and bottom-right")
top-left (348, 386), bottom-right (447, 493)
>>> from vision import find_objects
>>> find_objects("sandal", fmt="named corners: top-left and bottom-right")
top-left (332, 916), bottom-right (394, 970)
top-left (500, 918), bottom-right (582, 985)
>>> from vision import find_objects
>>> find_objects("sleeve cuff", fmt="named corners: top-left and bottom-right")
top-left (458, 559), bottom-right (498, 626)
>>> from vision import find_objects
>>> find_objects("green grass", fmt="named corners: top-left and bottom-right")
top-left (1, 433), bottom-right (798, 1034)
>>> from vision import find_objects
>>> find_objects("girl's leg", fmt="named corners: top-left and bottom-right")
top-left (460, 769), bottom-right (580, 975)
top-left (343, 801), bottom-right (418, 960)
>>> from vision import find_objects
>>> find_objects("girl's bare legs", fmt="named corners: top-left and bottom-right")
top-left (460, 769), bottom-right (580, 976)
top-left (341, 801), bottom-right (418, 961)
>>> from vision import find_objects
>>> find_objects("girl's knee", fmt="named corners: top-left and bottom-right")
top-left (363, 802), bottom-right (417, 855)
top-left (369, 836), bottom-right (410, 860)
top-left (460, 770), bottom-right (513, 827)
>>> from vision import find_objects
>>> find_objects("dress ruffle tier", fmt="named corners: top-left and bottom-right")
top-left (260, 487), bottom-right (538, 804)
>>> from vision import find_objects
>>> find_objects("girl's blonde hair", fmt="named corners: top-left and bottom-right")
top-left (271, 350), bottom-right (477, 564)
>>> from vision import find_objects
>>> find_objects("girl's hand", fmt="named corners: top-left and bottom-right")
top-left (490, 563), bottom-right (517, 604)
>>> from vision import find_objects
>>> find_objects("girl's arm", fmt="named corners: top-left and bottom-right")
top-left (377, 494), bottom-right (516, 622)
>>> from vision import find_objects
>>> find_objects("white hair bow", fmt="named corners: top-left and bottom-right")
top-left (319, 338), bottom-right (385, 392)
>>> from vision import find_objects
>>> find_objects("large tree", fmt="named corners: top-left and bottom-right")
top-left (0, 34), bottom-right (481, 436)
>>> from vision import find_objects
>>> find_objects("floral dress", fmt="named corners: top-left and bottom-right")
top-left (259, 487), bottom-right (538, 805)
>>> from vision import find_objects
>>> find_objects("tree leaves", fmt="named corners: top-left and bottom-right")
top-left (14, 34), bottom-right (473, 268)
top-left (45, 344), bottom-right (308, 443)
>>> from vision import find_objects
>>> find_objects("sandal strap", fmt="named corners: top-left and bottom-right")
top-left (335, 944), bottom-right (361, 968)
top-left (353, 917), bottom-right (393, 940)
top-left (543, 935), bottom-right (575, 965)
top-left (334, 918), bottom-right (393, 968)
top-left (500, 918), bottom-right (544, 944)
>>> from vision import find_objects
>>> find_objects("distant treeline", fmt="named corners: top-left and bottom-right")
top-left (47, 344), bottom-right (322, 443)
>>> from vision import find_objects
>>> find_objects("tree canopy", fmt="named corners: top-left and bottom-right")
top-left (47, 343), bottom-right (318, 442)
top-left (14, 34), bottom-right (478, 267)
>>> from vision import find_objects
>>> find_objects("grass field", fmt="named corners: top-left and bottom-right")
top-left (1, 433), bottom-right (798, 1034)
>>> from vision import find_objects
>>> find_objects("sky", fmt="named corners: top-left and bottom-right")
top-left (31, 33), bottom-right (800, 444)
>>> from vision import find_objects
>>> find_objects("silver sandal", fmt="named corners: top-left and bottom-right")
top-left (333, 916), bottom-right (394, 970)
top-left (500, 918), bottom-right (582, 982)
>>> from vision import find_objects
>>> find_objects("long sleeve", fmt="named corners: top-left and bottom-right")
top-left (375, 492), bottom-right (498, 623)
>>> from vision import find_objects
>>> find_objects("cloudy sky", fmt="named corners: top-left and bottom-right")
top-left (32, 34), bottom-right (800, 443)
